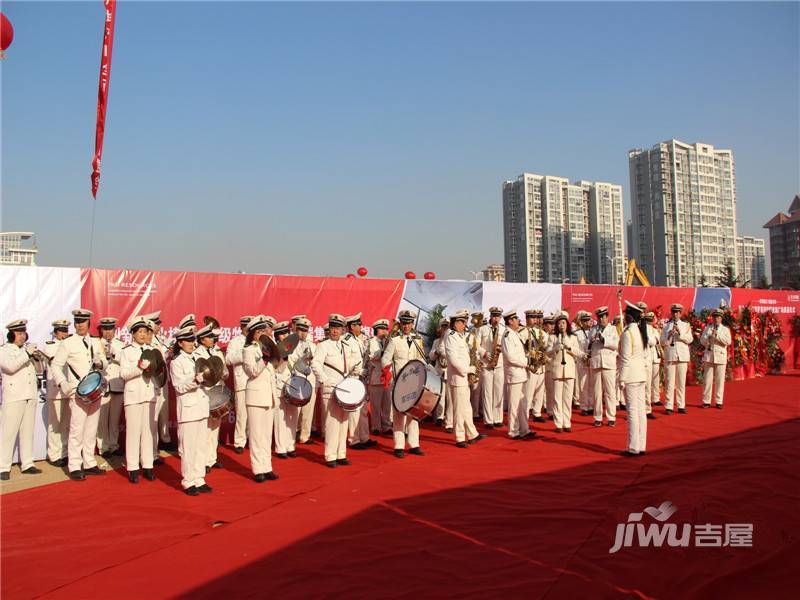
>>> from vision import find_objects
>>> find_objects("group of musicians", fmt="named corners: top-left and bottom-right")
top-left (0, 301), bottom-right (732, 492)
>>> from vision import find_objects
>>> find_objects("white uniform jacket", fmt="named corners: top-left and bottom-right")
top-left (51, 334), bottom-right (107, 396)
top-left (171, 350), bottom-right (210, 423)
top-left (0, 343), bottom-right (38, 401)
top-left (444, 330), bottom-right (472, 387)
top-left (588, 324), bottom-right (619, 370)
top-left (501, 329), bottom-right (528, 384)
top-left (119, 342), bottom-right (158, 406)
top-left (700, 324), bottom-right (731, 365)
top-left (660, 319), bottom-right (693, 362)
top-left (618, 325), bottom-right (648, 384)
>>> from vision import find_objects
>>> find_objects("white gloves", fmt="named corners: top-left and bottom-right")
top-left (60, 381), bottom-right (74, 396)
top-left (195, 373), bottom-right (205, 383)
top-left (467, 365), bottom-right (477, 374)
top-left (138, 358), bottom-right (151, 371)
top-left (93, 358), bottom-right (104, 369)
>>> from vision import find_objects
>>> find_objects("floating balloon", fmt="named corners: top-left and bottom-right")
top-left (424, 272), bottom-right (436, 280)
top-left (357, 267), bottom-right (368, 277)
top-left (404, 271), bottom-right (416, 280)
top-left (346, 273), bottom-right (356, 279)
top-left (0, 12), bottom-right (14, 56)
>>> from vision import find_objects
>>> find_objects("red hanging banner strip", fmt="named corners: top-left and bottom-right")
top-left (90, 0), bottom-right (117, 199)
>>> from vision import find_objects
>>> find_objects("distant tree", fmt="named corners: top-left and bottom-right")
top-left (699, 274), bottom-right (709, 288)
top-left (422, 303), bottom-right (446, 349)
top-left (717, 257), bottom-right (748, 288)
top-left (755, 275), bottom-right (771, 290)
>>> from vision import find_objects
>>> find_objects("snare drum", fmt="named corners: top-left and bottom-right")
top-left (284, 374), bottom-right (313, 407)
top-left (333, 377), bottom-right (367, 412)
top-left (76, 371), bottom-right (107, 405)
top-left (209, 387), bottom-right (232, 420)
top-left (392, 360), bottom-right (442, 421)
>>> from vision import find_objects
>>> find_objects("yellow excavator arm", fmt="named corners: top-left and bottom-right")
top-left (624, 258), bottom-right (651, 286)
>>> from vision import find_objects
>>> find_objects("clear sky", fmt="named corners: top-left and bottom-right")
top-left (2, 1), bottom-right (798, 279)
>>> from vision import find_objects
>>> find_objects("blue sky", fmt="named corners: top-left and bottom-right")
top-left (2, 1), bottom-right (798, 279)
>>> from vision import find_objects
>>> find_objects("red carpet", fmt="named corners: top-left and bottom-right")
top-left (3, 375), bottom-right (799, 599)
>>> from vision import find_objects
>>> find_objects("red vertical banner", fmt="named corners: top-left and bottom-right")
top-left (90, 0), bottom-right (117, 199)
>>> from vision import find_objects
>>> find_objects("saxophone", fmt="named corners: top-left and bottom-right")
top-left (487, 326), bottom-right (501, 370)
top-left (468, 329), bottom-right (482, 386)
top-left (525, 327), bottom-right (546, 373)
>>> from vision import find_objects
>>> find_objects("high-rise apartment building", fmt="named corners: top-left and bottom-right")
top-left (763, 195), bottom-right (800, 289)
top-left (735, 236), bottom-right (767, 287)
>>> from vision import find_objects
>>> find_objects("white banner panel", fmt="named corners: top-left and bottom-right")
top-left (0, 266), bottom-right (82, 462)
top-left (481, 281), bottom-right (562, 318)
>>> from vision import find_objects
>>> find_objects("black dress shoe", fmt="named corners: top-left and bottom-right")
top-left (101, 450), bottom-right (113, 459)
top-left (608, 421), bottom-right (616, 427)
top-left (394, 449), bottom-right (405, 458)
top-left (593, 421), bottom-right (602, 427)
top-left (639, 451), bottom-right (647, 455)
top-left (264, 471), bottom-right (279, 480)
top-left (445, 427), bottom-right (454, 434)
top-left (372, 429), bottom-right (380, 436)
top-left (678, 408), bottom-right (687, 414)
top-left (212, 461), bottom-right (223, 469)
top-left (234, 446), bottom-right (244, 454)
top-left (159, 441), bottom-right (177, 452)
top-left (665, 409), bottom-right (674, 415)
top-left (548, 415), bottom-right (555, 421)
top-left (647, 413), bottom-right (657, 420)
top-left (185, 486), bottom-right (199, 496)
top-left (468, 434), bottom-right (487, 444)
top-left (112, 448), bottom-right (125, 457)
top-left (533, 416), bottom-right (547, 423)
top-left (142, 468), bottom-right (156, 481)
top-left (287, 450), bottom-right (297, 458)
top-left (325, 461), bottom-right (337, 468)
top-left (701, 404), bottom-right (710, 409)
top-left (70, 470), bottom-right (86, 481)
top-left (197, 483), bottom-right (213, 493)
top-left (564, 427), bottom-right (572, 433)
top-left (554, 428), bottom-right (563, 433)
top-left (455, 441), bottom-right (468, 448)
top-left (84, 466), bottom-right (105, 476)
top-left (303, 439), bottom-right (317, 445)
top-left (435, 418), bottom-right (443, 426)
top-left (484, 424), bottom-right (494, 430)
top-left (364, 439), bottom-right (378, 448)
top-left (408, 447), bottom-right (424, 456)
top-left (0, 472), bottom-right (9, 481)
top-left (349, 443), bottom-right (366, 451)
top-left (275, 453), bottom-right (289, 459)
top-left (618, 405), bottom-right (627, 411)
top-left (254, 473), bottom-right (267, 482)
top-left (716, 404), bottom-right (723, 410)
top-left (153, 457), bottom-right (165, 466)
top-left (622, 450), bottom-right (638, 457)
top-left (22, 466), bottom-right (42, 475)
top-left (128, 470), bottom-right (139, 484)
top-left (205, 466), bottom-right (211, 474)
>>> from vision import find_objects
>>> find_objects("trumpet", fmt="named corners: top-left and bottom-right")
top-left (670, 316), bottom-right (679, 347)
top-left (559, 334), bottom-right (567, 366)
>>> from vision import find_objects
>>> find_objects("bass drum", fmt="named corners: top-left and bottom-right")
top-left (333, 377), bottom-right (367, 412)
top-left (392, 359), bottom-right (442, 421)
top-left (284, 374), bottom-right (313, 407)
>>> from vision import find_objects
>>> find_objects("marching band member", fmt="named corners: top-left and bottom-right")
top-left (381, 310), bottom-right (425, 458)
top-left (225, 315), bottom-right (252, 454)
top-left (344, 313), bottom-right (374, 450)
top-left (367, 319), bottom-right (393, 435)
top-left (429, 319), bottom-right (451, 430)
top-left (476, 307), bottom-right (505, 429)
top-left (700, 308), bottom-right (732, 409)
top-left (312, 314), bottom-right (352, 468)
top-left (661, 303), bottom-right (692, 415)
top-left (41, 319), bottom-right (71, 467)
top-left (177, 314), bottom-right (197, 331)
top-left (243, 315), bottom-right (279, 481)
top-left (642, 310), bottom-right (660, 420)
top-left (613, 315), bottom-right (625, 411)
top-left (542, 314), bottom-right (556, 419)
top-left (291, 317), bottom-right (318, 445)
top-left (548, 311), bottom-right (578, 433)
top-left (0, 320), bottom-right (42, 480)
top-left (170, 326), bottom-right (212, 495)
top-left (51, 309), bottom-right (108, 481)
top-left (196, 323), bottom-right (228, 470)
top-left (588, 306), bottom-right (618, 427)
top-left (574, 311), bottom-right (594, 416)
top-left (468, 311), bottom-right (484, 420)
top-left (519, 309), bottom-right (547, 423)
top-left (119, 317), bottom-right (158, 483)
top-left (263, 316), bottom-right (277, 341)
top-left (444, 310), bottom-right (485, 448)
top-left (143, 311), bottom-right (173, 460)
top-left (97, 317), bottom-right (125, 458)
top-left (501, 311), bottom-right (532, 440)
top-left (290, 314), bottom-right (307, 335)
top-left (620, 302), bottom-right (649, 456)
top-left (273, 321), bottom-right (299, 459)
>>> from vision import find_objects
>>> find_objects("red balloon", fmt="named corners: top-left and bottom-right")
top-left (1, 13), bottom-right (14, 53)
top-left (424, 271), bottom-right (436, 280)
top-left (357, 267), bottom-right (368, 277)
top-left (404, 271), bottom-right (416, 280)
top-left (346, 273), bottom-right (356, 279)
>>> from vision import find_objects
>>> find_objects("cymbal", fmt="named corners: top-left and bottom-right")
top-left (209, 355), bottom-right (226, 382)
top-left (140, 349), bottom-right (160, 376)
top-left (277, 333), bottom-right (299, 360)
top-left (203, 315), bottom-right (220, 329)
top-left (259, 336), bottom-right (279, 363)
top-left (195, 357), bottom-right (220, 386)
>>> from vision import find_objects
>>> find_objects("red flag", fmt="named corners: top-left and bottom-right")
top-left (91, 0), bottom-right (117, 199)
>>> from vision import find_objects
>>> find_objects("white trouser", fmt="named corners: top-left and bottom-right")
top-left (544, 372), bottom-right (554, 415)
top-left (274, 401), bottom-right (299, 454)
top-left (470, 382), bottom-right (481, 419)
top-left (125, 401), bottom-right (156, 471)
top-left (47, 397), bottom-right (70, 461)
top-left (664, 362), bottom-right (688, 410)
top-left (322, 389), bottom-right (348, 462)
top-left (507, 382), bottom-right (529, 438)
top-left (392, 411), bottom-right (420, 450)
top-left (442, 383), bottom-right (453, 428)
top-left (347, 401), bottom-right (370, 445)
top-left (154, 386), bottom-right (171, 450)
top-left (650, 363), bottom-right (661, 406)
top-left (368, 385), bottom-right (392, 432)
top-left (97, 391), bottom-right (123, 453)
top-left (624, 382), bottom-right (647, 454)
top-left (298, 388), bottom-right (318, 442)
top-left (525, 371), bottom-right (545, 417)
top-left (246, 405), bottom-right (274, 475)
top-left (0, 398), bottom-right (37, 472)
top-left (179, 418), bottom-right (207, 489)
top-left (592, 368), bottom-right (618, 422)
top-left (68, 397), bottom-right (101, 472)
top-left (480, 367), bottom-right (504, 425)
top-left (233, 388), bottom-right (248, 448)
top-left (643, 363), bottom-right (654, 414)
top-left (206, 415), bottom-right (221, 467)
top-left (576, 365), bottom-right (592, 411)
top-left (703, 363), bottom-right (726, 406)
top-left (450, 384), bottom-right (478, 443)
top-left (433, 380), bottom-right (448, 422)
top-left (552, 379), bottom-right (574, 429)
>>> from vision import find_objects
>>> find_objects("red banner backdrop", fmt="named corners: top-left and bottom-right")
top-left (90, 0), bottom-right (117, 199)
top-left (730, 288), bottom-right (800, 368)
top-left (562, 284), bottom-right (697, 320)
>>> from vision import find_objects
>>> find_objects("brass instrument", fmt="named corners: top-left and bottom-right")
top-left (670, 316), bottom-right (679, 347)
top-left (487, 325), bottom-right (501, 370)
top-left (525, 327), bottom-right (546, 373)
top-left (468, 329), bottom-right (482, 386)
top-left (560, 334), bottom-right (567, 366)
